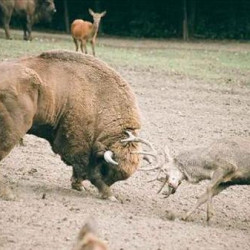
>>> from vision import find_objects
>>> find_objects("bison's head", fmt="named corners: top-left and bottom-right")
top-left (95, 131), bottom-right (157, 187)
top-left (102, 142), bottom-right (141, 186)
top-left (38, 0), bottom-right (56, 22)
top-left (71, 131), bottom-right (156, 199)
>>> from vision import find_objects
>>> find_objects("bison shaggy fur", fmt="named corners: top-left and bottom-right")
top-left (0, 50), bottom-right (142, 200)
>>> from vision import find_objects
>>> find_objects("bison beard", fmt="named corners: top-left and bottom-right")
top-left (0, 50), bottom-right (143, 200)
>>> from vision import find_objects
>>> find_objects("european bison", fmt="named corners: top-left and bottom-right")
top-left (154, 137), bottom-right (250, 221)
top-left (71, 9), bottom-right (106, 56)
top-left (0, 0), bottom-right (56, 40)
top-left (0, 50), bottom-right (153, 201)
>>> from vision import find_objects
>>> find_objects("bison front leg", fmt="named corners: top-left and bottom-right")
top-left (71, 166), bottom-right (90, 192)
top-left (89, 167), bottom-right (117, 201)
top-left (92, 178), bottom-right (117, 202)
top-left (71, 176), bottom-right (84, 191)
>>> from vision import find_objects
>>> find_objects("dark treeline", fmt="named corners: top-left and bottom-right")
top-left (38, 0), bottom-right (250, 39)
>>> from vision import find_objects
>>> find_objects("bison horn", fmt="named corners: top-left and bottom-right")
top-left (104, 151), bottom-right (118, 165)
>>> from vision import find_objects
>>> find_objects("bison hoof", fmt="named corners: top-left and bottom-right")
top-left (71, 180), bottom-right (91, 192)
top-left (71, 182), bottom-right (84, 192)
top-left (105, 195), bottom-right (118, 202)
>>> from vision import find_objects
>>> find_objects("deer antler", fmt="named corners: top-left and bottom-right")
top-left (145, 144), bottom-right (173, 183)
top-left (121, 131), bottom-right (155, 149)
top-left (121, 130), bottom-right (158, 164)
top-left (140, 144), bottom-right (173, 171)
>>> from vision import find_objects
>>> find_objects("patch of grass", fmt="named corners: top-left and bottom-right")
top-left (0, 39), bottom-right (72, 59)
top-left (0, 31), bottom-right (249, 86)
top-left (101, 46), bottom-right (250, 85)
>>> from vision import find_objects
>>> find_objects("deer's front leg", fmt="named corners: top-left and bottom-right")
top-left (184, 165), bottom-right (234, 222)
top-left (183, 190), bottom-right (209, 221)
top-left (90, 39), bottom-right (96, 56)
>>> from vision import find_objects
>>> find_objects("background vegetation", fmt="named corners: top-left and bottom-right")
top-left (49, 0), bottom-right (250, 39)
top-left (6, 0), bottom-right (249, 40)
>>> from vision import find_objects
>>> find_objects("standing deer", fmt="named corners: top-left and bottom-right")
top-left (150, 137), bottom-right (250, 222)
top-left (71, 9), bottom-right (106, 56)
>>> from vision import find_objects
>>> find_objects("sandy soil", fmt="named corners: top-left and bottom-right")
top-left (0, 41), bottom-right (250, 250)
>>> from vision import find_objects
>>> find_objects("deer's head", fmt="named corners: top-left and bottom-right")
top-left (89, 9), bottom-right (107, 28)
top-left (155, 146), bottom-right (185, 197)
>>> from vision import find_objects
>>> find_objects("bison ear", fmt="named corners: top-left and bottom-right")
top-left (88, 8), bottom-right (95, 16)
top-left (100, 10), bottom-right (107, 17)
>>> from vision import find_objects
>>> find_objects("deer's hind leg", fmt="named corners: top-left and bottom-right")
top-left (184, 163), bottom-right (236, 222)
top-left (73, 38), bottom-right (79, 51)
top-left (80, 39), bottom-right (87, 54)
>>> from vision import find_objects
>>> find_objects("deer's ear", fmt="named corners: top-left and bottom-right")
top-left (88, 8), bottom-right (95, 16)
top-left (100, 10), bottom-right (107, 17)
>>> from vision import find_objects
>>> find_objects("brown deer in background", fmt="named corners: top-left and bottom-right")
top-left (71, 9), bottom-right (106, 56)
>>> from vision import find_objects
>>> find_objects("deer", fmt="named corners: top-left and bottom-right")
top-left (71, 9), bottom-right (106, 56)
top-left (147, 137), bottom-right (250, 222)
top-left (72, 219), bottom-right (108, 250)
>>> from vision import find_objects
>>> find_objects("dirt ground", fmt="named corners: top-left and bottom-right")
top-left (0, 39), bottom-right (250, 250)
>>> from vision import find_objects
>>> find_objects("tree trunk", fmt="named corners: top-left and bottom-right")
top-left (63, 0), bottom-right (70, 33)
top-left (183, 0), bottom-right (189, 40)
top-left (189, 0), bottom-right (196, 38)
top-left (94, 0), bottom-right (104, 34)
